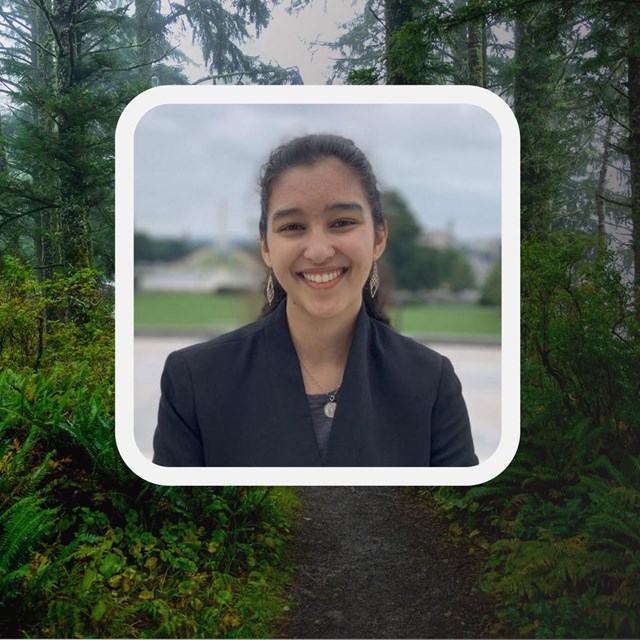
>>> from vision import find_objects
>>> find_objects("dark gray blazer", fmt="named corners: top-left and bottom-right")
top-left (153, 300), bottom-right (478, 467)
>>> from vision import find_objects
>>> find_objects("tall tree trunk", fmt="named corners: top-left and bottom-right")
top-left (38, 2), bottom-right (59, 281)
top-left (513, 5), bottom-right (560, 241)
top-left (451, 0), bottom-right (486, 86)
top-left (467, 12), bottom-right (486, 87)
top-left (385, 0), bottom-right (415, 84)
top-left (596, 117), bottom-right (614, 255)
top-left (0, 113), bottom-right (6, 174)
top-left (29, 1), bottom-right (48, 278)
top-left (629, 19), bottom-right (640, 316)
top-left (54, 0), bottom-right (93, 274)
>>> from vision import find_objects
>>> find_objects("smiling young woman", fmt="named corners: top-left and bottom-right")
top-left (153, 134), bottom-right (478, 468)
top-left (262, 157), bottom-right (385, 327)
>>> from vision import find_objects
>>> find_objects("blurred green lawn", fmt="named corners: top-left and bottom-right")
top-left (134, 291), bottom-right (501, 336)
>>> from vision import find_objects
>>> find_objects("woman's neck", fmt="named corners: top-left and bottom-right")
top-left (285, 299), bottom-right (359, 369)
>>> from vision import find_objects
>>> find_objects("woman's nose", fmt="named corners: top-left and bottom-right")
top-left (303, 228), bottom-right (336, 263)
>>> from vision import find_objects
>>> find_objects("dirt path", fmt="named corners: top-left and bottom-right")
top-left (279, 487), bottom-right (490, 639)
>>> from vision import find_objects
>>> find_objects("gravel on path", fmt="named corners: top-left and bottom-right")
top-left (278, 486), bottom-right (490, 639)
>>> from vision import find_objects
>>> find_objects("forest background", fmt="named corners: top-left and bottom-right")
top-left (1, 0), bottom-right (639, 638)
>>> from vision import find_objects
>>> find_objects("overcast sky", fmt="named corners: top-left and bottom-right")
top-left (134, 102), bottom-right (501, 245)
top-left (176, 1), bottom-right (366, 86)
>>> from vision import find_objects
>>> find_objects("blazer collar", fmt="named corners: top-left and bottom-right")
top-left (264, 299), bottom-right (371, 466)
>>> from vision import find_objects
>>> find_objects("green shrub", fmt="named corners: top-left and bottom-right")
top-left (480, 257), bottom-right (501, 306)
top-left (0, 369), bottom-right (296, 637)
top-left (0, 256), bottom-right (115, 379)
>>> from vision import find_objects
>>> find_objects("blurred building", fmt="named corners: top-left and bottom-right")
top-left (419, 219), bottom-right (500, 289)
top-left (418, 219), bottom-right (457, 249)
top-left (135, 247), bottom-right (264, 293)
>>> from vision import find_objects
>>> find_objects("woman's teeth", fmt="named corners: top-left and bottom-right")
top-left (302, 269), bottom-right (343, 283)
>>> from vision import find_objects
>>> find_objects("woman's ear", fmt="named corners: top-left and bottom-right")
top-left (373, 222), bottom-right (388, 261)
top-left (260, 237), bottom-right (271, 268)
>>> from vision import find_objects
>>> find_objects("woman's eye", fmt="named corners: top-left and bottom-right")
top-left (332, 219), bottom-right (356, 229)
top-left (279, 223), bottom-right (304, 232)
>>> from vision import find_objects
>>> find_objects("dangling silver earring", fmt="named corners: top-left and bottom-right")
top-left (369, 261), bottom-right (379, 298)
top-left (266, 269), bottom-right (275, 305)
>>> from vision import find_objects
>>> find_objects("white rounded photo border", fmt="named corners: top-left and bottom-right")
top-left (115, 85), bottom-right (520, 486)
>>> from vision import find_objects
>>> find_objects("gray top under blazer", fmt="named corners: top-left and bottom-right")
top-left (153, 299), bottom-right (478, 467)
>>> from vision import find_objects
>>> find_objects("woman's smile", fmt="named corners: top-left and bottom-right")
top-left (298, 267), bottom-right (349, 288)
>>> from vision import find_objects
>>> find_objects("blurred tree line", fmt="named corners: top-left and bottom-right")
top-left (382, 191), bottom-right (478, 294)
top-left (134, 231), bottom-right (197, 264)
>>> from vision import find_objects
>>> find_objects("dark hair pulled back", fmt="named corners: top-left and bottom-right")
top-left (258, 133), bottom-right (390, 324)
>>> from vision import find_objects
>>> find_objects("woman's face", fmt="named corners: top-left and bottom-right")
top-left (261, 157), bottom-right (387, 322)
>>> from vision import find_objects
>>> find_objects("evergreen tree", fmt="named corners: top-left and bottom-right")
top-left (479, 255), bottom-right (500, 305)
top-left (383, 190), bottom-right (445, 291)
top-left (0, 0), bottom-right (295, 279)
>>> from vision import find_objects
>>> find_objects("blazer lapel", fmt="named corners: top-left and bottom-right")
top-left (324, 304), bottom-right (371, 466)
top-left (264, 301), bottom-right (323, 465)
top-left (264, 300), bottom-right (373, 467)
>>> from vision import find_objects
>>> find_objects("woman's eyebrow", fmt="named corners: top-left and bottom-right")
top-left (325, 202), bottom-right (364, 214)
top-left (271, 207), bottom-right (303, 223)
top-left (271, 202), bottom-right (364, 223)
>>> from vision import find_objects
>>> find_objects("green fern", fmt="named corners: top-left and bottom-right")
top-left (0, 496), bottom-right (60, 595)
top-left (587, 512), bottom-right (640, 545)
top-left (583, 454), bottom-right (627, 484)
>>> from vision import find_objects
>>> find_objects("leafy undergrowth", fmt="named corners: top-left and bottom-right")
top-left (428, 448), bottom-right (640, 639)
top-left (0, 259), bottom-right (299, 637)
top-left (0, 367), bottom-right (298, 638)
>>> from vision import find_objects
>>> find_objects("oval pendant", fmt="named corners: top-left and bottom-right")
top-left (323, 401), bottom-right (337, 419)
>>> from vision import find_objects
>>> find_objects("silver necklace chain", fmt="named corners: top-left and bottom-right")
top-left (298, 357), bottom-right (342, 418)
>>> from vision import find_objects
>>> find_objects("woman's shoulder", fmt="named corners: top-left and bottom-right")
top-left (368, 316), bottom-right (447, 367)
top-left (165, 313), bottom-right (273, 366)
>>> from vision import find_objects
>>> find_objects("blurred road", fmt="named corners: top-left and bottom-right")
top-left (134, 337), bottom-right (501, 464)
